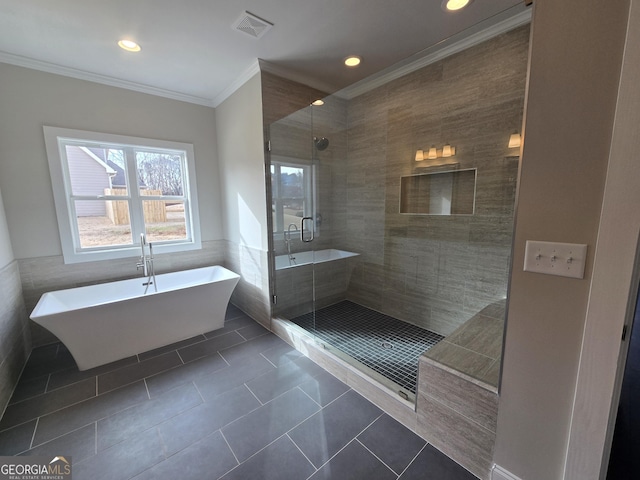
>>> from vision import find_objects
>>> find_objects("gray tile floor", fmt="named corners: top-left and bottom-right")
top-left (0, 305), bottom-right (477, 480)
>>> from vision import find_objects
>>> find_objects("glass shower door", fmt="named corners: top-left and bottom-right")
top-left (268, 103), bottom-right (318, 336)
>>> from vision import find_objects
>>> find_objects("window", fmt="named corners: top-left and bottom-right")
top-left (43, 127), bottom-right (201, 263)
top-left (270, 158), bottom-right (315, 236)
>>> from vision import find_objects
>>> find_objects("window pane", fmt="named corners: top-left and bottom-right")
top-left (143, 200), bottom-right (187, 243)
top-left (75, 200), bottom-right (133, 248)
top-left (136, 151), bottom-right (185, 196)
top-left (65, 146), bottom-right (127, 196)
top-left (279, 166), bottom-right (306, 230)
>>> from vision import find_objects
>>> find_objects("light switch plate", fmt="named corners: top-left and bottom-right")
top-left (523, 240), bottom-right (587, 279)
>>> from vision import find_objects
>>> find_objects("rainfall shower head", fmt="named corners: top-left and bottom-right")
top-left (314, 137), bottom-right (329, 151)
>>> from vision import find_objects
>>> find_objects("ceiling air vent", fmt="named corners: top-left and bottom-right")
top-left (232, 11), bottom-right (273, 39)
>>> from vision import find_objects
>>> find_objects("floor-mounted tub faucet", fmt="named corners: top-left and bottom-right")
top-left (137, 233), bottom-right (149, 277)
top-left (137, 233), bottom-right (157, 293)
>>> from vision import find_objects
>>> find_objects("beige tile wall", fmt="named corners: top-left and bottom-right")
top-left (262, 26), bottom-right (528, 341)
top-left (0, 260), bottom-right (31, 414)
top-left (338, 26), bottom-right (529, 336)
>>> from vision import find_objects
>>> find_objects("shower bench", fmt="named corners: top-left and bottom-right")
top-left (416, 309), bottom-right (504, 480)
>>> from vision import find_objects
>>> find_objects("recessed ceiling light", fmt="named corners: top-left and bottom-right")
top-left (311, 99), bottom-right (325, 106)
top-left (442, 0), bottom-right (472, 12)
top-left (118, 39), bottom-right (141, 52)
top-left (344, 55), bottom-right (361, 68)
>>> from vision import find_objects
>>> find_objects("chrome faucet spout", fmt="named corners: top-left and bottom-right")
top-left (137, 233), bottom-right (149, 277)
top-left (285, 223), bottom-right (299, 263)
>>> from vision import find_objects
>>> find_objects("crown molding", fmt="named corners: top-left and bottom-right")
top-left (0, 5), bottom-right (532, 109)
top-left (0, 51), bottom-right (215, 107)
top-left (212, 59), bottom-right (262, 107)
top-left (338, 7), bottom-right (532, 100)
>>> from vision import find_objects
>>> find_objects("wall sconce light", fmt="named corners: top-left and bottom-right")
top-left (508, 132), bottom-right (522, 149)
top-left (415, 144), bottom-right (456, 161)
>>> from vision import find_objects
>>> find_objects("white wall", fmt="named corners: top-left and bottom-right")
top-left (214, 73), bottom-right (271, 326)
top-left (215, 73), bottom-right (268, 251)
top-left (0, 63), bottom-right (222, 260)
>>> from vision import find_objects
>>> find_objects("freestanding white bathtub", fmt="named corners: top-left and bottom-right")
top-left (30, 266), bottom-right (240, 371)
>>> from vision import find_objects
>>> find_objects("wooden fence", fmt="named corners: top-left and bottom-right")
top-left (104, 188), bottom-right (167, 225)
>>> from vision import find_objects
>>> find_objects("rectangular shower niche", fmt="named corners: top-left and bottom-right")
top-left (400, 168), bottom-right (476, 215)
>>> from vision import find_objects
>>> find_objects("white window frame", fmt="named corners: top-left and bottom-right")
top-left (43, 126), bottom-right (202, 264)
top-left (270, 157), bottom-right (316, 236)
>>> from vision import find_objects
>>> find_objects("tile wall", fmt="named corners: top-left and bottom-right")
top-left (338, 25), bottom-right (530, 336)
top-left (262, 26), bottom-right (528, 339)
top-left (0, 260), bottom-right (30, 414)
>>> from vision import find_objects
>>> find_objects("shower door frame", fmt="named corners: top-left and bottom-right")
top-left (265, 103), bottom-right (320, 339)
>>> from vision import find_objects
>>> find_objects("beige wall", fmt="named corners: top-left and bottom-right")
top-left (0, 63), bottom-right (222, 259)
top-left (0, 186), bottom-right (30, 416)
top-left (0, 190), bottom-right (13, 269)
top-left (0, 63), bottom-right (226, 345)
top-left (494, 1), bottom-right (630, 479)
top-left (565, 0), bottom-right (640, 477)
top-left (215, 73), bottom-right (271, 326)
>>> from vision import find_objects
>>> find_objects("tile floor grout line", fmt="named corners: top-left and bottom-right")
top-left (176, 349), bottom-right (186, 364)
top-left (44, 373), bottom-right (52, 394)
top-left (308, 437), bottom-right (361, 474)
top-left (219, 429), bottom-right (241, 466)
top-left (260, 351), bottom-right (278, 369)
top-left (243, 383), bottom-right (264, 406)
top-left (143, 378), bottom-right (151, 400)
top-left (398, 442), bottom-right (428, 477)
top-left (217, 351), bottom-right (230, 367)
top-left (192, 381), bottom-right (206, 404)
top-left (286, 432), bottom-right (317, 472)
top-left (28, 416), bottom-right (39, 450)
top-left (296, 385), bottom-right (322, 408)
top-left (24, 420), bottom-right (96, 455)
top-left (2, 375), bottom-right (95, 412)
top-left (315, 386), bottom-right (351, 410)
top-left (355, 436), bottom-right (402, 477)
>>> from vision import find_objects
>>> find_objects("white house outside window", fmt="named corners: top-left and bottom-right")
top-left (43, 127), bottom-right (201, 264)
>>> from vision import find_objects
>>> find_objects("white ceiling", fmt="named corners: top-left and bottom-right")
top-left (0, 0), bottom-right (529, 107)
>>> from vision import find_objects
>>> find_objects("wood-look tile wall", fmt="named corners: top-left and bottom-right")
top-left (263, 27), bottom-right (529, 337)
top-left (340, 26), bottom-right (530, 336)
top-left (417, 355), bottom-right (499, 480)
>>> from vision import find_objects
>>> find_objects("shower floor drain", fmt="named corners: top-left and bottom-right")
top-left (290, 300), bottom-right (445, 394)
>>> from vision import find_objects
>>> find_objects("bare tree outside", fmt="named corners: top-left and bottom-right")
top-left (136, 151), bottom-right (184, 195)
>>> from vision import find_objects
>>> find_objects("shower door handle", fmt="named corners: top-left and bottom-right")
top-left (301, 217), bottom-right (314, 242)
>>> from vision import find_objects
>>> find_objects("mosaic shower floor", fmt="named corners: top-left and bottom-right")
top-left (291, 301), bottom-right (444, 394)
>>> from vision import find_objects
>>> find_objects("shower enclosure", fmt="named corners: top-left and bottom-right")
top-left (265, 25), bottom-right (529, 401)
